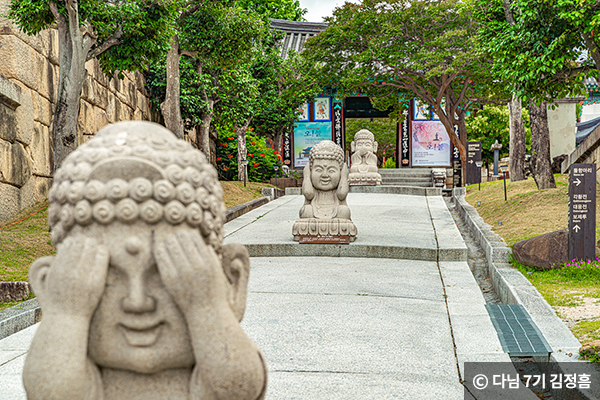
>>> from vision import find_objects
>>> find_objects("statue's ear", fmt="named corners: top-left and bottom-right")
top-left (373, 141), bottom-right (378, 153)
top-left (29, 256), bottom-right (55, 297)
top-left (351, 141), bottom-right (355, 153)
top-left (221, 243), bottom-right (250, 322)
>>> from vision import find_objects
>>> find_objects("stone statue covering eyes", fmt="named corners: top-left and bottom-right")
top-left (23, 121), bottom-right (267, 400)
top-left (292, 140), bottom-right (357, 242)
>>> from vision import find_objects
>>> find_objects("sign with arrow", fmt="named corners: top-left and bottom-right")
top-left (466, 141), bottom-right (481, 186)
top-left (569, 163), bottom-right (596, 261)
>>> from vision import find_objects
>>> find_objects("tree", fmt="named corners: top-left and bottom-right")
top-left (345, 118), bottom-right (397, 161)
top-left (237, 0), bottom-right (306, 21)
top-left (466, 104), bottom-right (530, 168)
top-left (474, 0), bottom-right (592, 189)
top-left (148, 3), bottom-right (264, 157)
top-left (303, 0), bottom-right (497, 182)
top-left (8, 0), bottom-right (173, 170)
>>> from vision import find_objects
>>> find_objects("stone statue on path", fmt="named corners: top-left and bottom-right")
top-left (292, 140), bottom-right (357, 243)
top-left (348, 129), bottom-right (382, 186)
top-left (23, 121), bottom-right (267, 400)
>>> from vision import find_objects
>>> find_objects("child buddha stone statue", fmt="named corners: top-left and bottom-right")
top-left (348, 129), bottom-right (382, 186)
top-left (23, 121), bottom-right (267, 400)
top-left (292, 140), bottom-right (357, 242)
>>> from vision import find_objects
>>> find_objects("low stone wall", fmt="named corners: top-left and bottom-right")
top-left (451, 188), bottom-right (597, 400)
top-left (0, 0), bottom-right (152, 222)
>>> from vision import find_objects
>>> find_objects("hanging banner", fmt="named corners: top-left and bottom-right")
top-left (294, 122), bottom-right (333, 168)
top-left (283, 131), bottom-right (292, 166)
top-left (314, 97), bottom-right (331, 121)
top-left (411, 121), bottom-right (451, 167)
top-left (400, 108), bottom-right (410, 166)
top-left (333, 101), bottom-right (344, 150)
top-left (452, 125), bottom-right (461, 187)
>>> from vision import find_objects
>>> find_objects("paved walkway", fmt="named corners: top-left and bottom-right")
top-left (1, 193), bottom-right (526, 399)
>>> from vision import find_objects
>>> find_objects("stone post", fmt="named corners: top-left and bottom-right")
top-left (491, 140), bottom-right (503, 177)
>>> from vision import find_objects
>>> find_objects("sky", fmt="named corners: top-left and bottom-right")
top-left (298, 0), bottom-right (349, 22)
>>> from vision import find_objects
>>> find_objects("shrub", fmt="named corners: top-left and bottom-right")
top-left (216, 127), bottom-right (281, 182)
top-left (382, 158), bottom-right (396, 168)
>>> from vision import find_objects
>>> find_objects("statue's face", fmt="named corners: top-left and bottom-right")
top-left (355, 139), bottom-right (374, 156)
top-left (311, 158), bottom-right (341, 191)
top-left (87, 221), bottom-right (196, 374)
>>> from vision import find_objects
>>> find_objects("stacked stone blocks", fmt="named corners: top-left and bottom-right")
top-left (0, 0), bottom-right (152, 222)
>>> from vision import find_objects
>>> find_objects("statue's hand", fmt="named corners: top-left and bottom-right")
top-left (154, 230), bottom-right (228, 314)
top-left (36, 237), bottom-right (109, 319)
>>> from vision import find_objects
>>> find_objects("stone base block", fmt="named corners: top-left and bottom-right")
top-left (292, 218), bottom-right (357, 242)
top-left (0, 281), bottom-right (30, 302)
top-left (348, 172), bottom-right (381, 186)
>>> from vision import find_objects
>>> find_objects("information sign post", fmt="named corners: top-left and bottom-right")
top-left (569, 164), bottom-right (596, 261)
top-left (466, 142), bottom-right (482, 186)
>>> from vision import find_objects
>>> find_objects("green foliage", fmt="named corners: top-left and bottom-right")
top-left (216, 127), bottom-right (281, 181)
top-left (8, 0), bottom-right (174, 76)
top-left (466, 104), bottom-right (531, 166)
top-left (302, 0), bottom-right (501, 164)
top-left (345, 118), bottom-right (396, 159)
top-left (472, 0), bottom-right (592, 103)
top-left (237, 0), bottom-right (306, 22)
top-left (382, 158), bottom-right (396, 168)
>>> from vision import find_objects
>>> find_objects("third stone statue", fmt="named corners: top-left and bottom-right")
top-left (292, 140), bottom-right (357, 243)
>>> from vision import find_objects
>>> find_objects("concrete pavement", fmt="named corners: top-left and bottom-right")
top-left (1, 193), bottom-right (530, 399)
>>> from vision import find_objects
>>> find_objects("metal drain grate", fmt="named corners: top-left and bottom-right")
top-left (485, 304), bottom-right (552, 357)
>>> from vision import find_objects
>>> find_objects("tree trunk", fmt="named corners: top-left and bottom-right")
top-left (198, 105), bottom-right (213, 160)
top-left (160, 34), bottom-right (184, 139)
top-left (236, 118), bottom-right (251, 182)
top-left (529, 101), bottom-right (556, 190)
top-left (50, 3), bottom-right (93, 171)
top-left (508, 97), bottom-right (527, 182)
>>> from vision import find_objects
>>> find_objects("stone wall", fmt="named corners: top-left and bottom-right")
top-left (0, 0), bottom-right (151, 222)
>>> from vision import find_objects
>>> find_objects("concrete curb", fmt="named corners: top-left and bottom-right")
top-left (0, 299), bottom-right (41, 341)
top-left (244, 243), bottom-right (465, 261)
top-left (285, 185), bottom-right (442, 196)
top-left (1, 196), bottom-right (275, 340)
top-left (225, 197), bottom-right (270, 223)
top-left (452, 188), bottom-right (599, 400)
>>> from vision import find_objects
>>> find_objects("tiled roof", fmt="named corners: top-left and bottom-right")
top-left (269, 19), bottom-right (327, 58)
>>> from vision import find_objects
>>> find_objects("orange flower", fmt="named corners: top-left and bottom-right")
top-left (216, 157), bottom-right (222, 161)
top-left (273, 150), bottom-right (279, 155)
top-left (251, 142), bottom-right (256, 145)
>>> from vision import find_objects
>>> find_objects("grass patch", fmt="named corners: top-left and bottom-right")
top-left (573, 320), bottom-right (600, 342)
top-left (0, 201), bottom-right (55, 283)
top-left (512, 258), bottom-right (600, 307)
top-left (0, 181), bottom-right (277, 311)
top-left (464, 174), bottom-right (600, 246)
top-left (220, 181), bottom-right (273, 209)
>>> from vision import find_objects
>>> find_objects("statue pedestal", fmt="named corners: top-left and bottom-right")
top-left (292, 218), bottom-right (357, 242)
top-left (348, 172), bottom-right (382, 186)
